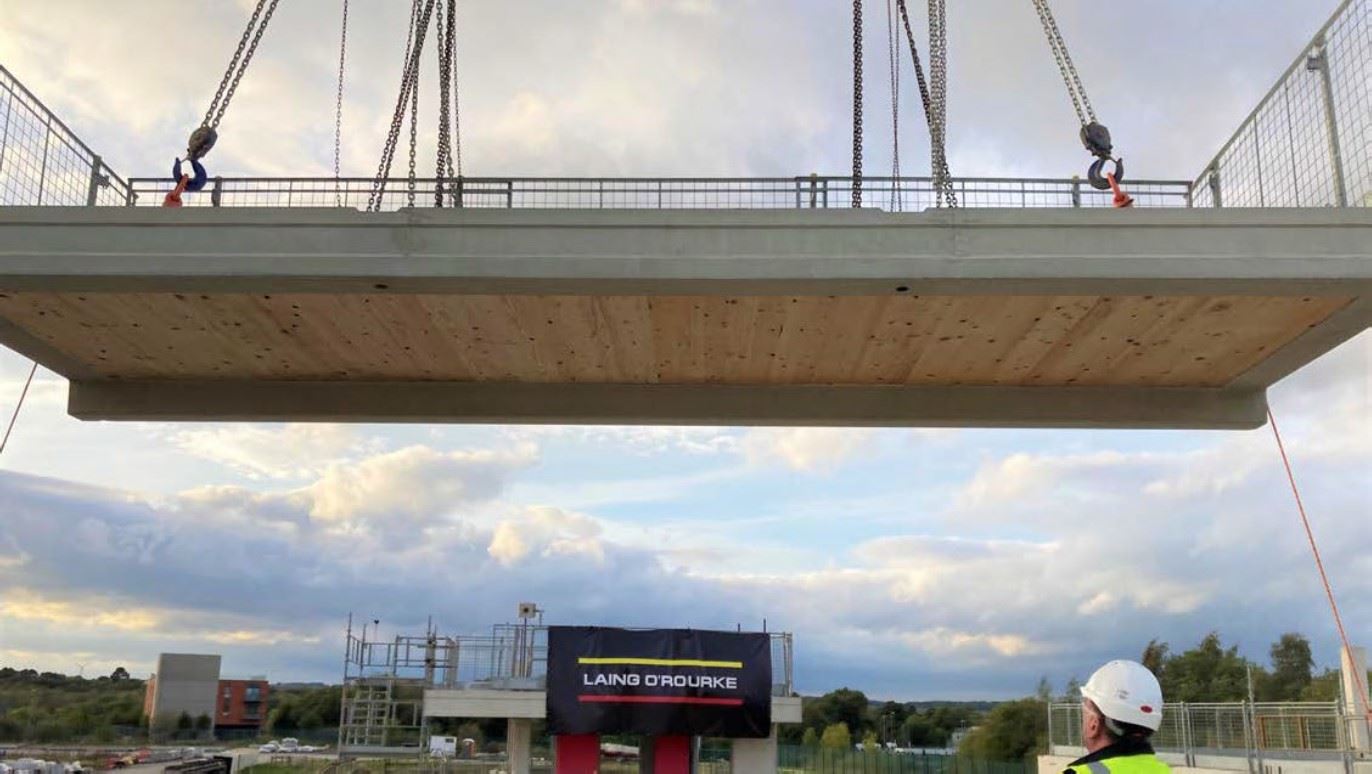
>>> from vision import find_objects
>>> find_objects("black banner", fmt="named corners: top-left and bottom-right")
top-left (546, 626), bottom-right (772, 738)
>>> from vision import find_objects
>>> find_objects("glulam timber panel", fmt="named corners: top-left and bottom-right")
top-left (1, 206), bottom-right (1370, 427)
top-left (0, 292), bottom-right (1350, 388)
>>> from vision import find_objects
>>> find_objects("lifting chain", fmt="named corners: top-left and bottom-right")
top-left (435, 0), bottom-right (457, 207)
top-left (368, 0), bottom-right (437, 211)
top-left (852, 0), bottom-right (864, 208)
top-left (886, 0), bottom-right (901, 211)
top-left (407, 0), bottom-right (422, 208)
top-left (334, 0), bottom-right (350, 207)
top-left (895, 0), bottom-right (956, 207)
top-left (1029, 0), bottom-right (1124, 193)
top-left (451, 2), bottom-right (464, 181)
top-left (1029, 0), bottom-right (1094, 126)
top-left (188, 0), bottom-right (282, 162)
top-left (925, 0), bottom-right (954, 207)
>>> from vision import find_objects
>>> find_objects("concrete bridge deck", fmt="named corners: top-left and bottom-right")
top-left (0, 206), bottom-right (1367, 428)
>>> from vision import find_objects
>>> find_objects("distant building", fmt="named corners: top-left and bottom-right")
top-left (143, 653), bottom-right (221, 729)
top-left (216, 678), bottom-right (270, 731)
top-left (142, 653), bottom-right (269, 734)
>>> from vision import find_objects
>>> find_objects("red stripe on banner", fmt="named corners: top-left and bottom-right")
top-left (577, 694), bottom-right (744, 706)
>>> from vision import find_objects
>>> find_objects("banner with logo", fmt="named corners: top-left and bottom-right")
top-left (546, 626), bottom-right (772, 738)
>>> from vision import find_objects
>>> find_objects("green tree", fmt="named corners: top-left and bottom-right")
top-left (1141, 639), bottom-right (1169, 679)
top-left (959, 699), bottom-right (1046, 761)
top-left (194, 713), bottom-right (211, 732)
top-left (1159, 632), bottom-right (1253, 702)
top-left (1263, 633), bottom-right (1314, 701)
top-left (804, 689), bottom-right (870, 736)
top-left (1035, 677), bottom-right (1053, 702)
top-left (109, 667), bottom-right (130, 682)
top-left (820, 722), bottom-right (852, 750)
top-left (176, 711), bottom-right (193, 731)
top-left (902, 713), bottom-right (938, 747)
top-left (862, 730), bottom-right (878, 752)
top-left (1059, 677), bottom-right (1082, 702)
top-left (801, 727), bottom-right (818, 747)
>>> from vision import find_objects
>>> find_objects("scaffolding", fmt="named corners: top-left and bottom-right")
top-left (337, 617), bottom-right (453, 756)
top-left (336, 613), bottom-right (548, 757)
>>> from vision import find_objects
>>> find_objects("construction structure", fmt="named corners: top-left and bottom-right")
top-left (0, 204), bottom-right (1367, 429)
top-left (0, 1), bottom-right (1370, 430)
top-left (337, 610), bottom-right (800, 773)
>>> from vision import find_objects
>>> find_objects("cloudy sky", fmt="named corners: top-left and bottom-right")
top-left (0, 0), bottom-right (1368, 700)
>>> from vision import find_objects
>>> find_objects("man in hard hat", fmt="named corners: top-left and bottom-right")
top-left (1064, 660), bottom-right (1169, 774)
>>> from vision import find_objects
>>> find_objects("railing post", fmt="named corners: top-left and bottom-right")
top-left (1306, 35), bottom-right (1348, 207)
top-left (86, 154), bottom-right (105, 206)
top-left (210, 177), bottom-right (223, 207)
top-left (1207, 165), bottom-right (1223, 208)
top-left (1070, 177), bottom-right (1082, 208)
top-left (37, 122), bottom-right (51, 205)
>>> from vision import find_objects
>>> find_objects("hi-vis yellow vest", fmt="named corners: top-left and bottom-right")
top-left (1066, 753), bottom-right (1171, 774)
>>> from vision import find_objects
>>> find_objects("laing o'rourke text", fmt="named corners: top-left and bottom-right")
top-left (583, 672), bottom-right (739, 690)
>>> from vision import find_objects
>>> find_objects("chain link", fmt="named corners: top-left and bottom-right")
top-left (334, 0), bottom-right (349, 207)
top-left (886, 0), bottom-right (901, 211)
top-left (1030, 0), bottom-right (1095, 126)
top-left (368, 0), bottom-right (437, 211)
top-left (852, 0), bottom-right (864, 208)
top-left (896, 0), bottom-right (955, 207)
top-left (451, 0), bottom-right (463, 180)
top-left (435, 0), bottom-right (456, 207)
top-left (407, 0), bottom-right (421, 208)
top-left (206, 0), bottom-right (282, 130)
top-left (926, 0), bottom-right (955, 207)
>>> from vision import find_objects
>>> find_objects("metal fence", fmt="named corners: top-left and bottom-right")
top-left (1048, 701), bottom-right (1363, 765)
top-left (121, 174), bottom-right (1194, 210)
top-left (0, 65), bottom-right (130, 207)
top-left (2, 0), bottom-right (1369, 212)
top-left (769, 749), bottom-right (1030, 774)
top-left (1192, 0), bottom-right (1372, 208)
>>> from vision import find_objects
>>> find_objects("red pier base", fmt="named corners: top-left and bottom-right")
top-left (555, 733), bottom-right (601, 774)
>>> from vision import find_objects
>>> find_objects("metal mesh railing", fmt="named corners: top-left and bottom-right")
top-left (120, 175), bottom-right (1194, 210)
top-left (1048, 701), bottom-right (1357, 760)
top-left (1192, 0), bottom-right (1372, 207)
top-left (0, 65), bottom-right (130, 207)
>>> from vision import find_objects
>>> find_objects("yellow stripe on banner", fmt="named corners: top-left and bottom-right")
top-left (577, 657), bottom-right (744, 669)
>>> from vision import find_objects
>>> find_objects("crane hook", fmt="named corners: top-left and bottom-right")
top-left (171, 158), bottom-right (209, 193)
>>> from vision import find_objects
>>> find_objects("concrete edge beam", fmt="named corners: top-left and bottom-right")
top-left (2, 207), bottom-right (1370, 296)
top-left (69, 380), bottom-right (1271, 429)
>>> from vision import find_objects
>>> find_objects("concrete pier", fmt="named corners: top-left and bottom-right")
top-left (1, 207), bottom-right (1368, 428)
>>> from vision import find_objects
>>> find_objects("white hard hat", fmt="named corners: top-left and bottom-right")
top-left (1081, 659), bottom-right (1163, 732)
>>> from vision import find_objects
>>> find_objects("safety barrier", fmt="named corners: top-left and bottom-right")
top-left (120, 175), bottom-right (1194, 210)
top-left (1048, 701), bottom-right (1363, 764)
top-left (1191, 0), bottom-right (1371, 208)
top-left (0, 65), bottom-right (131, 207)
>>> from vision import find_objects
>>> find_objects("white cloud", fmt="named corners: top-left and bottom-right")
top-left (488, 506), bottom-right (606, 567)
top-left (901, 628), bottom-right (1049, 659)
top-left (163, 424), bottom-right (379, 480)
top-left (505, 426), bottom-right (738, 457)
top-left (742, 428), bottom-right (875, 472)
top-left (304, 443), bottom-right (538, 524)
